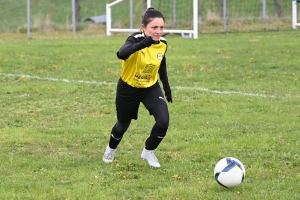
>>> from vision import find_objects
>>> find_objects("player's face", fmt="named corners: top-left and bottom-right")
top-left (142, 17), bottom-right (164, 41)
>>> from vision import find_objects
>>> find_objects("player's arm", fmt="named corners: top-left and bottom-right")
top-left (117, 36), bottom-right (154, 60)
top-left (159, 57), bottom-right (172, 103)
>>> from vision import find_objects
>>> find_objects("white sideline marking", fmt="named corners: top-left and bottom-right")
top-left (1, 73), bottom-right (115, 86)
top-left (1, 73), bottom-right (275, 98)
top-left (174, 86), bottom-right (275, 98)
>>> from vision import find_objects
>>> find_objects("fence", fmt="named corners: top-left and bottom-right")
top-left (0, 0), bottom-right (299, 37)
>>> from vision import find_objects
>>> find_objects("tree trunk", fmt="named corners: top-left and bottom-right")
top-left (75, 0), bottom-right (81, 22)
top-left (219, 0), bottom-right (224, 18)
top-left (199, 0), bottom-right (204, 19)
top-left (273, 0), bottom-right (282, 18)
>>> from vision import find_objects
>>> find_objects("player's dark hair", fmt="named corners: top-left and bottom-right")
top-left (141, 7), bottom-right (165, 27)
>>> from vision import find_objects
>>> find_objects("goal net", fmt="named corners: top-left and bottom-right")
top-left (106, 0), bottom-right (198, 38)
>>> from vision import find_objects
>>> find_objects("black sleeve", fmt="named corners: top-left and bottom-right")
top-left (116, 37), bottom-right (140, 60)
top-left (158, 56), bottom-right (171, 92)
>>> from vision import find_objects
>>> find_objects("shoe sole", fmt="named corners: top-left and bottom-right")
top-left (103, 158), bottom-right (113, 163)
top-left (142, 158), bottom-right (161, 168)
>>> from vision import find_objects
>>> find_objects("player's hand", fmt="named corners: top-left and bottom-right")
top-left (163, 83), bottom-right (172, 103)
top-left (165, 90), bottom-right (173, 103)
top-left (137, 36), bottom-right (153, 49)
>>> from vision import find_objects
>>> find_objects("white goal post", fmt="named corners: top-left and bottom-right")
top-left (292, 0), bottom-right (300, 29)
top-left (106, 0), bottom-right (198, 39)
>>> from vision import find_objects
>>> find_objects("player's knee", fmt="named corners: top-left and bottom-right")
top-left (151, 105), bottom-right (169, 128)
top-left (112, 121), bottom-right (131, 139)
top-left (156, 116), bottom-right (169, 129)
top-left (155, 123), bottom-right (168, 138)
top-left (116, 121), bottom-right (131, 133)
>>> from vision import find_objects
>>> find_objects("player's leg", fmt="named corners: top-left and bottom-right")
top-left (141, 84), bottom-right (169, 168)
top-left (109, 120), bottom-right (131, 149)
top-left (141, 105), bottom-right (169, 168)
top-left (145, 105), bottom-right (169, 150)
top-left (103, 79), bottom-right (140, 163)
top-left (103, 120), bottom-right (131, 163)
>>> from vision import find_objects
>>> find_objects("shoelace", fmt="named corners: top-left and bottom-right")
top-left (147, 151), bottom-right (158, 161)
top-left (106, 149), bottom-right (116, 159)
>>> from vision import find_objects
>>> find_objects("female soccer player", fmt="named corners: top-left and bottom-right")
top-left (102, 7), bottom-right (172, 168)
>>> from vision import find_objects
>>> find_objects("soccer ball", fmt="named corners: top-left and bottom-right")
top-left (214, 157), bottom-right (245, 188)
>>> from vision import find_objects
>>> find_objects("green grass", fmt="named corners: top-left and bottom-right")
top-left (0, 30), bottom-right (300, 199)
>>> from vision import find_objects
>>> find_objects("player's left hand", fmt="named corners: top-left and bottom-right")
top-left (163, 83), bottom-right (172, 103)
top-left (165, 91), bottom-right (172, 103)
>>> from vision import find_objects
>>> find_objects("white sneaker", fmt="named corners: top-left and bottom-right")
top-left (141, 148), bottom-right (161, 168)
top-left (102, 145), bottom-right (116, 163)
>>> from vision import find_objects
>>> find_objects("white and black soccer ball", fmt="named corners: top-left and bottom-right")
top-left (214, 157), bottom-right (245, 188)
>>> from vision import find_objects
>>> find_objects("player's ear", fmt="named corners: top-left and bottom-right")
top-left (141, 24), bottom-right (146, 30)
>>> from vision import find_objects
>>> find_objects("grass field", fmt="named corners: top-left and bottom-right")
top-left (0, 30), bottom-right (300, 199)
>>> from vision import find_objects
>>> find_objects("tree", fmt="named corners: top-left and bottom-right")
top-left (199, 0), bottom-right (204, 20)
top-left (219, 0), bottom-right (224, 18)
top-left (273, 0), bottom-right (282, 18)
top-left (75, 0), bottom-right (81, 22)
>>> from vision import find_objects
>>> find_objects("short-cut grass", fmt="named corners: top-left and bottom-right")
top-left (0, 30), bottom-right (299, 199)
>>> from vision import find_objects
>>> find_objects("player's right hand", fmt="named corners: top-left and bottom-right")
top-left (139, 36), bottom-right (153, 48)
